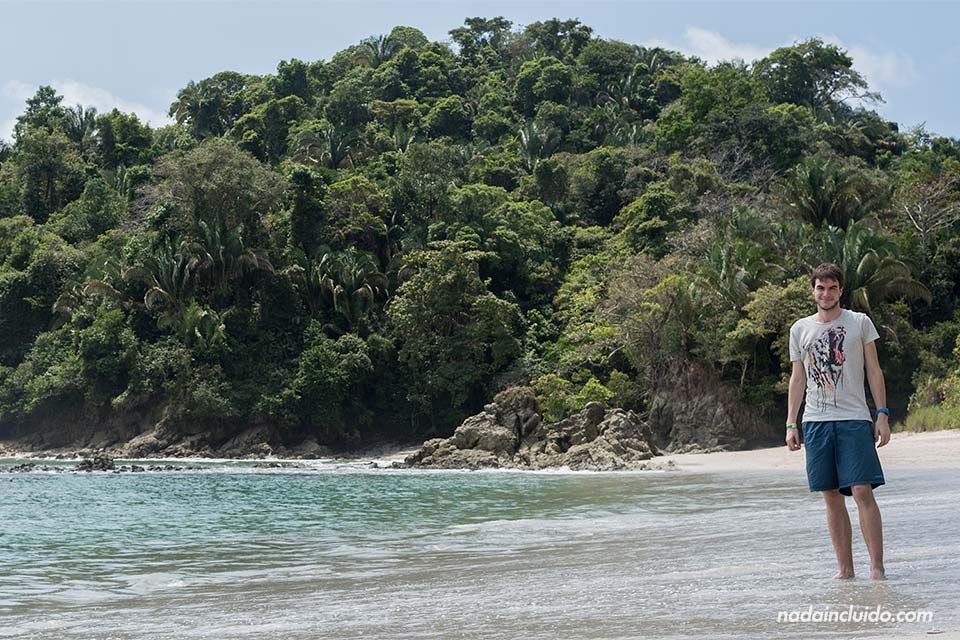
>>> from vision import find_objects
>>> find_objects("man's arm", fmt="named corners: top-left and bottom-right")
top-left (786, 360), bottom-right (805, 451)
top-left (864, 340), bottom-right (890, 447)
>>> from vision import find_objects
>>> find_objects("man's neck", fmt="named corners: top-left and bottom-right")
top-left (816, 306), bottom-right (843, 323)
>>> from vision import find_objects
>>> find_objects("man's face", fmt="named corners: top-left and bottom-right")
top-left (813, 278), bottom-right (842, 311)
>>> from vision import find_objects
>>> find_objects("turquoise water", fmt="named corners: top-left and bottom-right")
top-left (1, 459), bottom-right (955, 639)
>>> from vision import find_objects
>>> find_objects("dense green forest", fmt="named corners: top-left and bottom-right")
top-left (2, 18), bottom-right (959, 450)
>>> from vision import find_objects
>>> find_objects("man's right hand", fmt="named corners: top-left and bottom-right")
top-left (786, 428), bottom-right (801, 451)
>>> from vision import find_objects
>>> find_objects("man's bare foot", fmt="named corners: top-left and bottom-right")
top-left (871, 568), bottom-right (886, 580)
top-left (834, 570), bottom-right (855, 579)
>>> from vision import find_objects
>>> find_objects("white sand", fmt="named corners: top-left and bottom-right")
top-left (665, 430), bottom-right (960, 640)
top-left (661, 429), bottom-right (960, 473)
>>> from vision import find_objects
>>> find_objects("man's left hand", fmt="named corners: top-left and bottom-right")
top-left (875, 414), bottom-right (891, 448)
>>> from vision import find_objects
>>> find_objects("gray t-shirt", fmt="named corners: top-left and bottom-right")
top-left (789, 308), bottom-right (880, 422)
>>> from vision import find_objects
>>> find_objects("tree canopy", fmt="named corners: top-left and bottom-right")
top-left (1, 20), bottom-right (957, 449)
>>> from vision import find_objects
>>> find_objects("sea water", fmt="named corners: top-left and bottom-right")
top-left (0, 458), bottom-right (955, 639)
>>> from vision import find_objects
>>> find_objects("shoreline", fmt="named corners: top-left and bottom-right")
top-left (3, 429), bottom-right (958, 472)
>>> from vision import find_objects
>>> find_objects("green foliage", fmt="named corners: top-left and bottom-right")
top-left (326, 68), bottom-right (374, 127)
top-left (754, 38), bottom-right (878, 115)
top-left (48, 177), bottom-right (125, 243)
top-left (96, 109), bottom-right (154, 169)
top-left (725, 277), bottom-right (812, 387)
top-left (532, 373), bottom-right (613, 423)
top-left (429, 185), bottom-right (565, 305)
top-left (0, 229), bottom-right (81, 365)
top-left (169, 72), bottom-right (250, 139)
top-left (3, 327), bottom-right (83, 415)
top-left (147, 138), bottom-right (286, 244)
top-left (1, 19), bottom-right (955, 449)
top-left (390, 140), bottom-right (466, 225)
top-left (425, 95), bottom-right (473, 139)
top-left (286, 324), bottom-right (376, 443)
top-left (567, 146), bottom-right (629, 225)
top-left (449, 17), bottom-right (513, 61)
top-left (230, 95), bottom-right (306, 164)
top-left (324, 175), bottom-right (390, 256)
top-left (523, 19), bottom-right (593, 60)
top-left (532, 373), bottom-right (576, 422)
top-left (14, 86), bottom-right (67, 139)
top-left (515, 56), bottom-right (573, 115)
top-left (388, 243), bottom-right (521, 429)
top-left (286, 165), bottom-right (330, 256)
top-left (77, 306), bottom-right (138, 402)
top-left (14, 128), bottom-right (87, 223)
top-left (613, 182), bottom-right (680, 257)
top-left (902, 405), bottom-right (960, 432)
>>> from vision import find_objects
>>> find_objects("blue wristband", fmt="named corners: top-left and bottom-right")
top-left (876, 407), bottom-right (890, 416)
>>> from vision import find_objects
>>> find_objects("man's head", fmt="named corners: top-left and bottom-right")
top-left (811, 263), bottom-right (844, 312)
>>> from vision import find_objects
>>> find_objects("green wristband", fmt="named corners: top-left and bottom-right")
top-left (786, 423), bottom-right (798, 431)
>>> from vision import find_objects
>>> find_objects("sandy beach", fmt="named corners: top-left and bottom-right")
top-left (661, 428), bottom-right (960, 473)
top-left (665, 429), bottom-right (960, 640)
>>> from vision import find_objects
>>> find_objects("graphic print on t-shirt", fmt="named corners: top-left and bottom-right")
top-left (805, 325), bottom-right (846, 411)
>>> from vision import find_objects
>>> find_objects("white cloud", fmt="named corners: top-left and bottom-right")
top-left (642, 28), bottom-right (918, 97)
top-left (0, 117), bottom-right (16, 144)
top-left (643, 27), bottom-right (774, 65)
top-left (816, 34), bottom-right (918, 93)
top-left (2, 79), bottom-right (172, 141)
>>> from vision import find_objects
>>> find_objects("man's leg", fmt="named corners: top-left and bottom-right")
top-left (823, 489), bottom-right (854, 579)
top-left (851, 484), bottom-right (885, 580)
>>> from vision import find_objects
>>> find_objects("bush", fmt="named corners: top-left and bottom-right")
top-left (902, 405), bottom-right (960, 432)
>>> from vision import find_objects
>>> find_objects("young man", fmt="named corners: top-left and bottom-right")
top-left (786, 263), bottom-right (891, 580)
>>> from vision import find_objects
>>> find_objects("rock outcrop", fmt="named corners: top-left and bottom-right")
top-left (647, 363), bottom-right (774, 452)
top-left (402, 387), bottom-right (664, 471)
top-left (75, 454), bottom-right (115, 472)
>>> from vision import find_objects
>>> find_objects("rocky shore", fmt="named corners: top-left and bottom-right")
top-left (398, 387), bottom-right (663, 471)
top-left (0, 453), bottom-right (202, 473)
top-left (396, 378), bottom-right (777, 471)
top-left (2, 373), bottom-right (776, 470)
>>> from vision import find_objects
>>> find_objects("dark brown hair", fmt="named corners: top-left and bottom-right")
top-left (810, 263), bottom-right (844, 289)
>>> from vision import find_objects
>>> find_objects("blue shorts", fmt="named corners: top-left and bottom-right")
top-left (802, 420), bottom-right (885, 496)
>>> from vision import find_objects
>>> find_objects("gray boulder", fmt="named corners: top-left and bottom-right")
top-left (404, 389), bottom-right (660, 471)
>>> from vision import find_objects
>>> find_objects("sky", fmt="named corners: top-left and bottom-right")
top-left (1, 0), bottom-right (958, 142)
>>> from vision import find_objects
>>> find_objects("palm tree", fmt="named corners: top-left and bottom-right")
top-left (54, 256), bottom-right (127, 321)
top-left (123, 236), bottom-right (202, 331)
top-left (169, 81), bottom-right (222, 138)
top-left (391, 124), bottom-right (416, 153)
top-left (291, 121), bottom-right (356, 169)
top-left (179, 299), bottom-right (227, 349)
top-left (778, 154), bottom-right (890, 230)
top-left (818, 221), bottom-right (931, 320)
top-left (286, 248), bottom-right (387, 335)
top-left (64, 104), bottom-right (97, 155)
top-left (192, 216), bottom-right (273, 306)
top-left (698, 208), bottom-right (784, 310)
top-left (518, 121), bottom-right (561, 171)
top-left (317, 249), bottom-right (388, 334)
top-left (359, 34), bottom-right (399, 68)
top-left (701, 240), bottom-right (783, 311)
top-left (607, 121), bottom-right (644, 147)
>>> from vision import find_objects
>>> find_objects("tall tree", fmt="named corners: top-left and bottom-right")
top-left (754, 39), bottom-right (879, 117)
top-left (64, 104), bottom-right (97, 156)
top-left (388, 243), bottom-right (521, 430)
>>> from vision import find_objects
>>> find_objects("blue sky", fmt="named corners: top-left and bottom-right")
top-left (2, 1), bottom-right (958, 142)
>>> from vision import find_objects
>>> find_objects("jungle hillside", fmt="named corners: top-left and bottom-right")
top-left (1, 18), bottom-right (959, 453)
